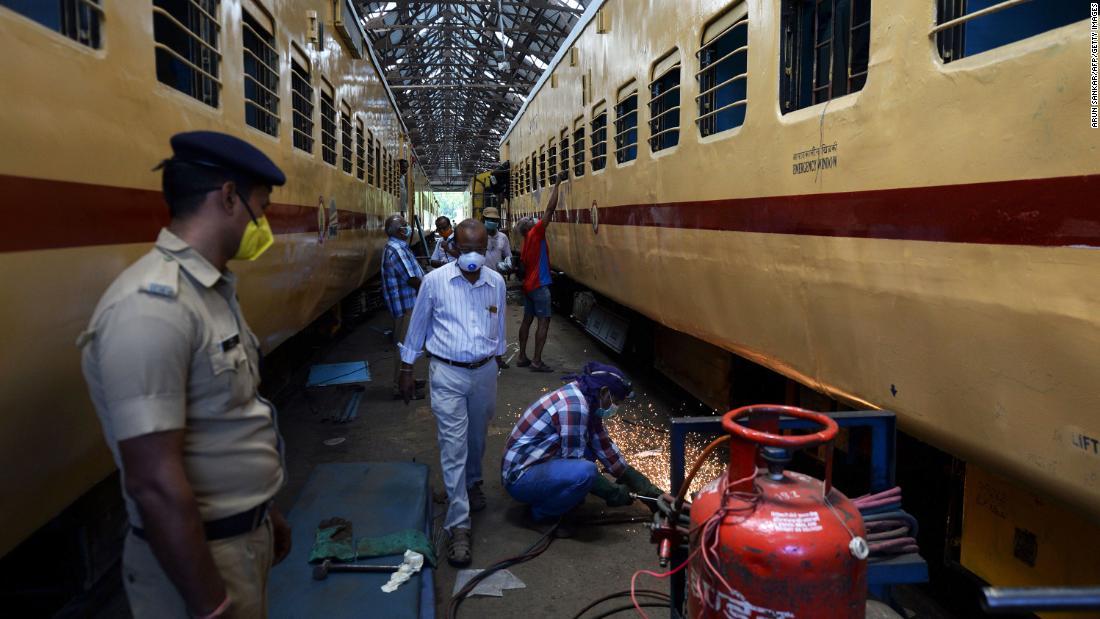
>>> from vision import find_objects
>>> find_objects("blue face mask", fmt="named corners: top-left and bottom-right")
top-left (485, 221), bottom-right (499, 233)
top-left (399, 225), bottom-right (412, 238)
top-left (595, 403), bottom-right (620, 420)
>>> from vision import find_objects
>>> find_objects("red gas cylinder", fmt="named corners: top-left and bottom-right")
top-left (687, 405), bottom-right (868, 619)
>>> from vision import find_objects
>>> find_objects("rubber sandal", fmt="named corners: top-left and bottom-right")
top-left (448, 527), bottom-right (472, 567)
top-left (516, 359), bottom-right (532, 368)
top-left (529, 364), bottom-right (554, 373)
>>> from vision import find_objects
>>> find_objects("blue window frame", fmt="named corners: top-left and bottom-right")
top-left (698, 6), bottom-right (748, 135)
top-left (153, 0), bottom-right (222, 108)
top-left (649, 54), bottom-right (681, 151)
top-left (935, 0), bottom-right (1088, 63)
top-left (590, 105), bottom-right (608, 171)
top-left (614, 87), bottom-right (639, 163)
top-left (1, 0), bottom-right (102, 48)
top-left (779, 0), bottom-right (870, 114)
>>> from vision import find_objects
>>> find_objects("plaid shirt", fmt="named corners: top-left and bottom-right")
top-left (501, 382), bottom-right (628, 485)
top-left (381, 237), bottom-right (424, 318)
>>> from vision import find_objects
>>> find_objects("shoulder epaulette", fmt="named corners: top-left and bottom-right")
top-left (138, 253), bottom-right (181, 298)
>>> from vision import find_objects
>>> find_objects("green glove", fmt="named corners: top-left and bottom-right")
top-left (589, 474), bottom-right (634, 507)
top-left (618, 466), bottom-right (665, 500)
top-left (308, 518), bottom-right (437, 567)
top-left (309, 517), bottom-right (357, 563)
top-left (356, 530), bottom-right (437, 567)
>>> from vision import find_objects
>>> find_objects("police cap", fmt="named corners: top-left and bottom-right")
top-left (168, 131), bottom-right (286, 187)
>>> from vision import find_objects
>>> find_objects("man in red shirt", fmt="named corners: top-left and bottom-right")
top-left (516, 183), bottom-right (560, 372)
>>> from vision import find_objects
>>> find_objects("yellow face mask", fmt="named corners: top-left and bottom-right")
top-left (233, 215), bottom-right (274, 261)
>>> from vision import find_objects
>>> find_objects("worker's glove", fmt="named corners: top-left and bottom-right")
top-left (619, 467), bottom-right (666, 514)
top-left (589, 474), bottom-right (634, 507)
top-left (618, 466), bottom-right (666, 502)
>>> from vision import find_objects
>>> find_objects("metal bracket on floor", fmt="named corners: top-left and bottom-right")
top-left (305, 361), bottom-right (371, 423)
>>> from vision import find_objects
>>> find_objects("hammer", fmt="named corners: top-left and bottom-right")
top-left (312, 560), bottom-right (402, 581)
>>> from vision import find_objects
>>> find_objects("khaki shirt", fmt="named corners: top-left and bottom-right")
top-left (79, 229), bottom-right (285, 527)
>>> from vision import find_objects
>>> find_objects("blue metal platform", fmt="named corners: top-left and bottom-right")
top-left (269, 462), bottom-right (434, 619)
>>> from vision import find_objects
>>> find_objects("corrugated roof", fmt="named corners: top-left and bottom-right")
top-left (357, 0), bottom-right (594, 189)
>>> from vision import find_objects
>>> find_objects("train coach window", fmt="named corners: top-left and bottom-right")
top-left (0, 0), bottom-right (103, 48)
top-left (539, 146), bottom-right (547, 188)
top-left (355, 118), bottom-right (365, 180)
top-left (560, 128), bottom-right (570, 181)
top-left (392, 153), bottom-right (399, 195)
top-left (153, 0), bottom-right (222, 108)
top-left (572, 117), bottom-right (586, 177)
top-left (373, 139), bottom-right (381, 187)
top-left (367, 130), bottom-right (376, 185)
top-left (290, 51), bottom-right (314, 153)
top-left (649, 50), bottom-right (681, 151)
top-left (934, 0), bottom-right (1089, 63)
top-left (340, 102), bottom-right (353, 174)
top-left (779, 0), bottom-right (870, 113)
top-left (384, 152), bottom-right (391, 194)
top-left (320, 81), bottom-right (336, 166)
top-left (243, 8), bottom-right (278, 137)
top-left (548, 139), bottom-right (558, 185)
top-left (590, 102), bottom-right (608, 171)
top-left (614, 82), bottom-right (639, 163)
top-left (698, 4), bottom-right (748, 135)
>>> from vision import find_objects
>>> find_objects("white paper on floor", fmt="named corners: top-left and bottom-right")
top-left (451, 569), bottom-right (527, 597)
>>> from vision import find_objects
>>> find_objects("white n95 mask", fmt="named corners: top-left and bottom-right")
top-left (459, 252), bottom-right (485, 273)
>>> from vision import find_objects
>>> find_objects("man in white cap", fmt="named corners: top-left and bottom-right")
top-left (481, 207), bottom-right (511, 274)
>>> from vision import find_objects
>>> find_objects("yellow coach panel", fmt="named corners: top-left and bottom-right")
top-left (504, 0), bottom-right (1100, 529)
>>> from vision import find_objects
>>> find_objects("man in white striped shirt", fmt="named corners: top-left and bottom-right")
top-left (398, 219), bottom-right (506, 567)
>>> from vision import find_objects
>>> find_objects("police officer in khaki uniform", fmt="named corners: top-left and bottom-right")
top-left (79, 131), bottom-right (292, 618)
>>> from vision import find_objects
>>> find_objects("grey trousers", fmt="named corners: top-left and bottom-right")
top-left (429, 358), bottom-right (497, 530)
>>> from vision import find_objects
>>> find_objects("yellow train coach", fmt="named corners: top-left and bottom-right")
top-left (504, 0), bottom-right (1100, 598)
top-left (0, 0), bottom-right (434, 558)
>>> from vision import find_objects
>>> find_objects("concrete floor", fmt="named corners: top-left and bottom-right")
top-left (274, 292), bottom-right (675, 618)
top-left (86, 281), bottom-right (957, 619)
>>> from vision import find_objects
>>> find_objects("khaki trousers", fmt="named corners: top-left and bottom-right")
top-left (122, 518), bottom-right (274, 619)
top-left (392, 312), bottom-right (413, 392)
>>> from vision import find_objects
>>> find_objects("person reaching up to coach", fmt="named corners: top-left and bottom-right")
top-left (516, 182), bottom-right (560, 372)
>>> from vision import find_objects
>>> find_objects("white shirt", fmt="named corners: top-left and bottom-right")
top-left (485, 231), bottom-right (511, 272)
top-left (399, 262), bottom-right (507, 364)
top-left (431, 236), bottom-right (456, 264)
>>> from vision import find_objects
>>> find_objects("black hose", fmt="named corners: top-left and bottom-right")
top-left (577, 515), bottom-right (652, 526)
top-left (570, 590), bottom-right (671, 618)
top-left (445, 523), bottom-right (558, 619)
top-left (589, 601), bottom-right (672, 618)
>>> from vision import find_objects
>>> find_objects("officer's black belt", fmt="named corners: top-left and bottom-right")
top-left (131, 503), bottom-right (268, 542)
top-left (428, 353), bottom-right (493, 370)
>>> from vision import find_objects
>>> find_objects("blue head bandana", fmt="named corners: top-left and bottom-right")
top-left (562, 362), bottom-right (634, 411)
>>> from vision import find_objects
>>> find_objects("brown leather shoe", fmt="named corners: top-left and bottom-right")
top-left (448, 527), bottom-right (472, 567)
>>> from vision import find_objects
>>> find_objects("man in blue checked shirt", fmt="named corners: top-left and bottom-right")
top-left (500, 362), bottom-right (666, 537)
top-left (381, 213), bottom-right (426, 399)
top-left (398, 219), bottom-right (508, 566)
